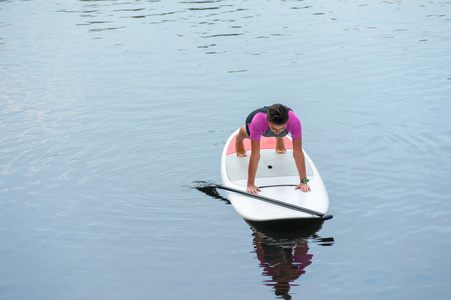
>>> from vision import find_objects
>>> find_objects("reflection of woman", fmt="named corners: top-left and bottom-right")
top-left (253, 231), bottom-right (313, 299)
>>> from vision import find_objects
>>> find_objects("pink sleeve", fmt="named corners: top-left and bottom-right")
top-left (287, 111), bottom-right (302, 139)
top-left (248, 113), bottom-right (268, 141)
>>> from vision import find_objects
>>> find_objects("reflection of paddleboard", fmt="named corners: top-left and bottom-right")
top-left (220, 129), bottom-right (330, 221)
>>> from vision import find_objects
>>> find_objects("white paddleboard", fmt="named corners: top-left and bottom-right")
top-left (220, 129), bottom-right (330, 221)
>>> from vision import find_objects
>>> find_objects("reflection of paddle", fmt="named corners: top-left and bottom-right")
top-left (214, 184), bottom-right (333, 220)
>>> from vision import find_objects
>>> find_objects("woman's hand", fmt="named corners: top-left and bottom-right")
top-left (295, 183), bottom-right (311, 192)
top-left (247, 184), bottom-right (261, 194)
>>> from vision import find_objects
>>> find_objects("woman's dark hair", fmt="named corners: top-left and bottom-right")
top-left (267, 104), bottom-right (289, 125)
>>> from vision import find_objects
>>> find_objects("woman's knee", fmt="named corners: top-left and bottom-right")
top-left (238, 125), bottom-right (249, 140)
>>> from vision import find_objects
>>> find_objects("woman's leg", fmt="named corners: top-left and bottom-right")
top-left (235, 125), bottom-right (249, 157)
top-left (275, 137), bottom-right (286, 154)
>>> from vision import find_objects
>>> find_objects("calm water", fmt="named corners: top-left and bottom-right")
top-left (1, 0), bottom-right (450, 299)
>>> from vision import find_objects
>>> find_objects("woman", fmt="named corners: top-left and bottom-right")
top-left (235, 104), bottom-right (311, 194)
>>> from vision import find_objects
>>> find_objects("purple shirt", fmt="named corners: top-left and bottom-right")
top-left (248, 110), bottom-right (302, 141)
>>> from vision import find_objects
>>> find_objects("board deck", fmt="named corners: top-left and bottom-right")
top-left (220, 129), bottom-right (330, 221)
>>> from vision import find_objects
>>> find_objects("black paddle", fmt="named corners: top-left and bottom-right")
top-left (213, 184), bottom-right (333, 220)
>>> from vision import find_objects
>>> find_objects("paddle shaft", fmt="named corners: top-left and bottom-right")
top-left (215, 184), bottom-right (333, 220)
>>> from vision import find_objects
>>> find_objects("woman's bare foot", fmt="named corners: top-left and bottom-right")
top-left (275, 138), bottom-right (286, 154)
top-left (235, 135), bottom-right (247, 157)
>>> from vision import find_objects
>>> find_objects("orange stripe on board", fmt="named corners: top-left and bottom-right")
top-left (226, 135), bottom-right (293, 155)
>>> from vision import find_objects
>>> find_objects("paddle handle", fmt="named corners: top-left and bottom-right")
top-left (215, 184), bottom-right (333, 220)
